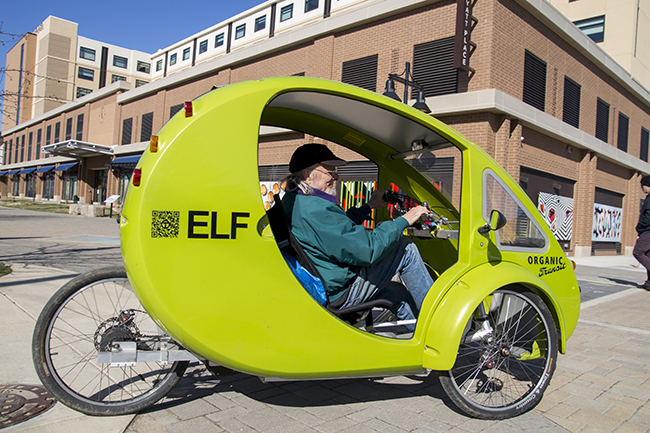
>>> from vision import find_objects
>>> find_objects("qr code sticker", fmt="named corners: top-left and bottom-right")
top-left (151, 210), bottom-right (180, 238)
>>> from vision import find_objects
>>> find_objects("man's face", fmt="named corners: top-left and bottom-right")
top-left (305, 164), bottom-right (339, 195)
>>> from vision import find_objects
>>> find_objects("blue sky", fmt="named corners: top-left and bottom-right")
top-left (0, 0), bottom-right (264, 81)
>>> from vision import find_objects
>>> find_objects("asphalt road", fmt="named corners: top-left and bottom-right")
top-left (0, 205), bottom-right (123, 273)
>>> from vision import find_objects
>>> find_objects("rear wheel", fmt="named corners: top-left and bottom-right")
top-left (32, 267), bottom-right (188, 416)
top-left (438, 289), bottom-right (558, 419)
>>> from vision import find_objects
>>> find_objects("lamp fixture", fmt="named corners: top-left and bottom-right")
top-left (382, 62), bottom-right (431, 113)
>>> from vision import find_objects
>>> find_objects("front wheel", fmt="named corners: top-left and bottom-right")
top-left (438, 289), bottom-right (558, 419)
top-left (32, 267), bottom-right (188, 416)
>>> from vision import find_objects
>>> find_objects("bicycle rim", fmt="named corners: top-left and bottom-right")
top-left (448, 290), bottom-right (554, 412)
top-left (43, 276), bottom-right (177, 406)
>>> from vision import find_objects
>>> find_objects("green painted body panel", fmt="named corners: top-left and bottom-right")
top-left (120, 77), bottom-right (580, 378)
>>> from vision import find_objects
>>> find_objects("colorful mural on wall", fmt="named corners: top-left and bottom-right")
top-left (537, 192), bottom-right (573, 241)
top-left (592, 203), bottom-right (622, 242)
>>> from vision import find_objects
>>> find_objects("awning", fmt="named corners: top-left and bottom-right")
top-left (19, 167), bottom-right (37, 174)
top-left (35, 165), bottom-right (55, 173)
top-left (54, 162), bottom-right (79, 172)
top-left (6, 169), bottom-right (21, 175)
top-left (42, 140), bottom-right (113, 158)
top-left (106, 155), bottom-right (141, 170)
top-left (0, 171), bottom-right (7, 176)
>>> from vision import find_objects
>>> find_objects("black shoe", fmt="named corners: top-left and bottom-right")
top-left (640, 282), bottom-right (650, 290)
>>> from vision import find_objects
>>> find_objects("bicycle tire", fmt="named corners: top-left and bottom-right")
top-left (438, 288), bottom-right (558, 419)
top-left (32, 266), bottom-right (188, 416)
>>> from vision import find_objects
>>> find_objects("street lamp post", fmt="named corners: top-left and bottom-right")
top-left (382, 62), bottom-right (431, 113)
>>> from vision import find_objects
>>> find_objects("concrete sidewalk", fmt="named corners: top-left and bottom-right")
top-left (1, 257), bottom-right (649, 432)
top-left (0, 264), bottom-right (134, 433)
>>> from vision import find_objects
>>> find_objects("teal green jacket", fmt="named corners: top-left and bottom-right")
top-left (283, 191), bottom-right (410, 301)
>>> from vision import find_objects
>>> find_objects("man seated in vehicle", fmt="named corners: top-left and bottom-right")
top-left (282, 143), bottom-right (434, 328)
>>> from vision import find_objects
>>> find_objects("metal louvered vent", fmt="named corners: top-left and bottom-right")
top-left (523, 50), bottom-right (547, 112)
top-left (617, 112), bottom-right (629, 152)
top-left (140, 112), bottom-right (154, 142)
top-left (342, 55), bottom-right (378, 92)
top-left (562, 76), bottom-right (580, 128)
top-left (412, 37), bottom-right (458, 98)
top-left (596, 98), bottom-right (610, 142)
top-left (170, 104), bottom-right (183, 119)
top-left (121, 118), bottom-right (132, 145)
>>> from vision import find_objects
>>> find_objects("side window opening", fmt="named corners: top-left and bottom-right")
top-left (483, 170), bottom-right (547, 251)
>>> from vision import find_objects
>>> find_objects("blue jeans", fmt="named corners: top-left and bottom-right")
top-left (341, 237), bottom-right (433, 328)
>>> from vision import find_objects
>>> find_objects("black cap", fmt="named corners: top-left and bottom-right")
top-left (642, 175), bottom-right (650, 187)
top-left (289, 143), bottom-right (347, 173)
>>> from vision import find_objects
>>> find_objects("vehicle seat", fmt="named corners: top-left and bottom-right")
top-left (265, 193), bottom-right (393, 331)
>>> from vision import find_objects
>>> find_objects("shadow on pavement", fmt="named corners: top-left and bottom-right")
top-left (142, 363), bottom-right (458, 415)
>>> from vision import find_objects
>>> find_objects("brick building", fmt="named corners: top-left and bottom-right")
top-left (2, 0), bottom-right (650, 257)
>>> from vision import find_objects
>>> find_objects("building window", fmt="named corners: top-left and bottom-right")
top-left (563, 76), bottom-right (581, 128)
top-left (135, 79), bottom-right (148, 87)
top-left (113, 55), bottom-right (128, 68)
top-left (182, 47), bottom-right (191, 61)
top-left (65, 118), bottom-right (73, 141)
top-left (122, 118), bottom-right (133, 145)
top-left (156, 59), bottom-right (163, 71)
top-left (523, 50), bottom-right (547, 112)
top-left (617, 112), bottom-right (629, 152)
top-left (20, 135), bottom-right (25, 162)
top-left (78, 67), bottom-right (94, 81)
top-left (235, 24), bottom-right (246, 39)
top-left (574, 15), bottom-right (605, 43)
top-left (137, 61), bottom-right (150, 73)
top-left (305, 0), bottom-right (319, 13)
top-left (641, 128), bottom-right (649, 162)
top-left (76, 87), bottom-right (92, 98)
top-left (280, 4), bottom-right (294, 21)
top-left (141, 112), bottom-right (154, 142)
top-left (170, 53), bottom-right (177, 65)
top-left (215, 33), bottom-right (225, 47)
top-left (36, 129), bottom-right (42, 157)
top-left (596, 98), bottom-right (610, 142)
top-left (170, 103), bottom-right (184, 119)
top-left (28, 132), bottom-right (33, 161)
top-left (199, 40), bottom-right (208, 54)
top-left (46, 125), bottom-right (51, 146)
top-left (79, 46), bottom-right (96, 61)
top-left (76, 114), bottom-right (84, 141)
top-left (341, 54), bottom-right (378, 92)
top-left (255, 15), bottom-right (266, 32)
top-left (412, 37), bottom-right (458, 97)
top-left (111, 74), bottom-right (126, 83)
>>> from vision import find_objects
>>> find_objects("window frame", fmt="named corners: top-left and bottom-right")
top-left (280, 4), bottom-right (294, 22)
top-left (136, 60), bottom-right (150, 73)
top-left (255, 15), bottom-right (267, 32)
top-left (111, 74), bottom-right (127, 83)
top-left (305, 0), bottom-right (319, 13)
top-left (170, 53), bottom-right (177, 65)
top-left (79, 46), bottom-right (96, 61)
top-left (182, 47), bottom-right (191, 61)
top-left (215, 33), bottom-right (225, 47)
top-left (77, 67), bottom-right (95, 81)
top-left (113, 55), bottom-right (128, 69)
top-left (156, 59), bottom-right (163, 71)
top-left (235, 24), bottom-right (246, 39)
top-left (574, 15), bottom-right (605, 43)
top-left (199, 39), bottom-right (208, 54)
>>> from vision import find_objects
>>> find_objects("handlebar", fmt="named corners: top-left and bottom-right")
top-left (382, 190), bottom-right (459, 238)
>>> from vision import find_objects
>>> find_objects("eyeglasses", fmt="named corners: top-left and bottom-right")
top-left (313, 168), bottom-right (339, 178)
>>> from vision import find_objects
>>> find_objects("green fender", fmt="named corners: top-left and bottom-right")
top-left (421, 261), bottom-right (570, 371)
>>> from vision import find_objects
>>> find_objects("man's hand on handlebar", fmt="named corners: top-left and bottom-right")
top-left (402, 206), bottom-right (430, 226)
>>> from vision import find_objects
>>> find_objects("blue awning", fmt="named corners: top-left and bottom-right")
top-left (19, 167), bottom-right (37, 174)
top-left (54, 162), bottom-right (79, 172)
top-left (107, 155), bottom-right (141, 170)
top-left (6, 169), bottom-right (21, 175)
top-left (0, 171), bottom-right (7, 176)
top-left (35, 165), bottom-right (55, 173)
